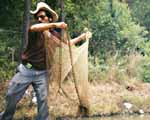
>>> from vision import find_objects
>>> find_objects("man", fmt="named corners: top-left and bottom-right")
top-left (0, 2), bottom-right (91, 120)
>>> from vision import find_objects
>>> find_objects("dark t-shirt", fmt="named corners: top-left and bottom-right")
top-left (21, 29), bottom-right (61, 70)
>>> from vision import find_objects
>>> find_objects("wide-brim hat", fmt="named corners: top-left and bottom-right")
top-left (30, 2), bottom-right (58, 22)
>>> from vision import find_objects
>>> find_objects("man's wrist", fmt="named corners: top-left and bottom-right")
top-left (50, 23), bottom-right (56, 28)
top-left (79, 33), bottom-right (85, 40)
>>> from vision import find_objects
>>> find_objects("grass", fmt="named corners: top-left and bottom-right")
top-left (1, 79), bottom-right (150, 119)
top-left (0, 53), bottom-right (150, 119)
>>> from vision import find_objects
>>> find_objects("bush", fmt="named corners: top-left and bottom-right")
top-left (139, 56), bottom-right (150, 82)
top-left (0, 61), bottom-right (17, 81)
top-left (88, 53), bottom-right (145, 84)
top-left (0, 31), bottom-right (20, 81)
top-left (86, 0), bottom-right (149, 58)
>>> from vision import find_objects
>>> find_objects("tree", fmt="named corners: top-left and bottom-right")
top-left (0, 0), bottom-right (24, 30)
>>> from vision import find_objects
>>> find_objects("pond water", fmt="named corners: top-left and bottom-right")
top-left (73, 114), bottom-right (150, 120)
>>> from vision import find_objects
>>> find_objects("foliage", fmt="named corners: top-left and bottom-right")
top-left (0, 0), bottom-right (24, 30)
top-left (128, 0), bottom-right (150, 82)
top-left (59, 0), bottom-right (150, 59)
top-left (0, 0), bottom-right (150, 83)
top-left (139, 56), bottom-right (150, 83)
top-left (88, 53), bottom-right (144, 84)
top-left (130, 0), bottom-right (150, 30)
top-left (0, 32), bottom-right (20, 81)
top-left (0, 1), bottom-right (150, 118)
top-left (89, 0), bottom-right (149, 58)
top-left (0, 61), bottom-right (17, 81)
top-left (129, 0), bottom-right (150, 55)
top-left (88, 56), bottom-right (105, 82)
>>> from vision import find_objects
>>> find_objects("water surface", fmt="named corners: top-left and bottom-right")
top-left (73, 114), bottom-right (150, 120)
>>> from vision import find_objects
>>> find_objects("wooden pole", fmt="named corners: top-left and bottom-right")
top-left (22, 0), bottom-right (31, 49)
top-left (20, 0), bottom-right (30, 61)
top-left (61, 0), bottom-right (65, 22)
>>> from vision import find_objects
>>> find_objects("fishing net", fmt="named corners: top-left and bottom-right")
top-left (43, 30), bottom-right (91, 116)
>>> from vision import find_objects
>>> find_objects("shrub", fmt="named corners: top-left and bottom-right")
top-left (139, 56), bottom-right (150, 82)
top-left (0, 31), bottom-right (20, 81)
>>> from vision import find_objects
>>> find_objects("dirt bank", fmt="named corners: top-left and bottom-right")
top-left (0, 81), bottom-right (150, 119)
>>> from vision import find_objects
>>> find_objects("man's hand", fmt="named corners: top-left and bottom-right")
top-left (55, 22), bottom-right (67, 29)
top-left (80, 31), bottom-right (92, 40)
top-left (85, 31), bottom-right (92, 40)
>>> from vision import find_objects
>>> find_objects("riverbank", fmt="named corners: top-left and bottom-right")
top-left (0, 80), bottom-right (150, 119)
top-left (47, 81), bottom-right (150, 118)
top-left (89, 81), bottom-right (150, 116)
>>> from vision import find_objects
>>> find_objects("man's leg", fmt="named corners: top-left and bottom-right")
top-left (32, 73), bottom-right (50, 120)
top-left (1, 72), bottom-right (32, 120)
top-left (0, 112), bottom-right (4, 120)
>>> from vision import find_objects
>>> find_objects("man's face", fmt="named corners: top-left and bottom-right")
top-left (36, 10), bottom-right (49, 23)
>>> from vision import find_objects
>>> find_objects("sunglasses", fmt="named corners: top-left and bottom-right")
top-left (35, 15), bottom-right (47, 20)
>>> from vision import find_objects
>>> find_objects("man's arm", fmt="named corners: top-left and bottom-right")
top-left (29, 22), bottom-right (67, 32)
top-left (69, 31), bottom-right (92, 45)
top-left (68, 33), bottom-right (86, 45)
top-left (55, 31), bottom-right (92, 46)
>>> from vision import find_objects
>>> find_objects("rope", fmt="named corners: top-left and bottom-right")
top-left (65, 31), bottom-right (90, 116)
top-left (65, 31), bottom-right (82, 105)
top-left (54, 0), bottom-right (80, 102)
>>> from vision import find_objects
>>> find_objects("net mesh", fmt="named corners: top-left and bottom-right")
top-left (43, 30), bottom-right (90, 116)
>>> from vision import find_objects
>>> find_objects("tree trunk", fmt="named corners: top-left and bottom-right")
top-left (21, 0), bottom-right (31, 54)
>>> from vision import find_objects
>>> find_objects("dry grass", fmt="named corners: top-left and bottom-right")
top-left (0, 54), bottom-right (150, 119)
top-left (1, 80), bottom-right (150, 119)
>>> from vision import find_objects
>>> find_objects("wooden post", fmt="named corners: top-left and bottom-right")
top-left (23, 0), bottom-right (30, 49)
top-left (21, 0), bottom-right (31, 61)
top-left (61, 0), bottom-right (65, 22)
